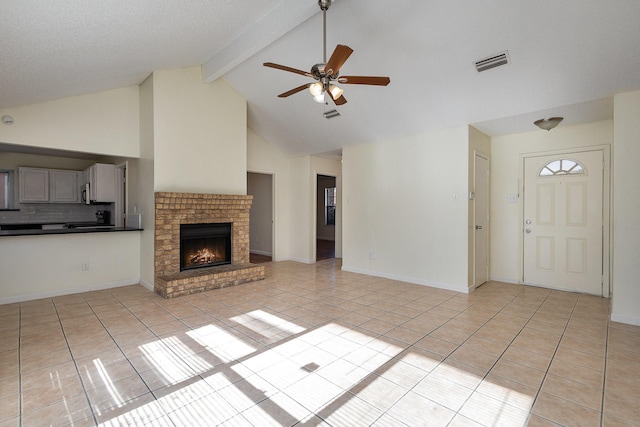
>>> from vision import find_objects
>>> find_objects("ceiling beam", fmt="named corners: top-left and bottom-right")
top-left (201, 0), bottom-right (321, 83)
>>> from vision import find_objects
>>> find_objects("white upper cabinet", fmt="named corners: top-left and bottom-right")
top-left (19, 167), bottom-right (49, 203)
top-left (86, 163), bottom-right (116, 203)
top-left (50, 169), bottom-right (82, 203)
top-left (19, 167), bottom-right (83, 203)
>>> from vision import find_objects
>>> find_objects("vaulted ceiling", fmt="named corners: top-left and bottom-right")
top-left (2, 0), bottom-right (639, 156)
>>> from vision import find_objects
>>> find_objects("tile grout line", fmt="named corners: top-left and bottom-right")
top-left (18, 302), bottom-right (23, 427)
top-left (47, 298), bottom-right (97, 427)
top-left (600, 308), bottom-right (611, 427)
top-left (524, 293), bottom-right (582, 426)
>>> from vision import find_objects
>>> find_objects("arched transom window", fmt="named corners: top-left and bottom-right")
top-left (539, 159), bottom-right (585, 176)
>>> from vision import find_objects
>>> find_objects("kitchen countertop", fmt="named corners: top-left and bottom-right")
top-left (0, 226), bottom-right (142, 237)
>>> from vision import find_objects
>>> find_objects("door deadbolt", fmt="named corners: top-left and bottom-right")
top-left (475, 225), bottom-right (483, 230)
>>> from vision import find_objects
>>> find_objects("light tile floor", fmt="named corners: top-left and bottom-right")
top-left (0, 259), bottom-right (638, 426)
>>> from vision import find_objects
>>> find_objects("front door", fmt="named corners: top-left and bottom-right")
top-left (523, 150), bottom-right (604, 295)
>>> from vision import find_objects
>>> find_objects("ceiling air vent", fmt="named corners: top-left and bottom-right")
top-left (475, 51), bottom-right (510, 72)
top-left (323, 110), bottom-right (341, 119)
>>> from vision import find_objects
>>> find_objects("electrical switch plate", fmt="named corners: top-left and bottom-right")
top-left (507, 194), bottom-right (518, 203)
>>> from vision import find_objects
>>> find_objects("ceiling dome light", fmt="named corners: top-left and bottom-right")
top-left (534, 117), bottom-right (563, 131)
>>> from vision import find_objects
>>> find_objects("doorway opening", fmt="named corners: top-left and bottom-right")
top-left (316, 174), bottom-right (336, 261)
top-left (473, 153), bottom-right (489, 288)
top-left (247, 172), bottom-right (274, 264)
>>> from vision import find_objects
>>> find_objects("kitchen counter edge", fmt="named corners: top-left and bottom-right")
top-left (0, 227), bottom-right (143, 237)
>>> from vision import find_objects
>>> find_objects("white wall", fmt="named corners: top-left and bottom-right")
top-left (0, 87), bottom-right (139, 157)
top-left (138, 74), bottom-right (155, 288)
top-left (342, 126), bottom-right (470, 292)
top-left (247, 129), bottom-right (291, 261)
top-left (0, 88), bottom-right (143, 300)
top-left (612, 90), bottom-right (640, 325)
top-left (247, 172), bottom-right (273, 256)
top-left (288, 156), bottom-right (314, 263)
top-left (152, 68), bottom-right (247, 195)
top-left (490, 120), bottom-right (613, 284)
top-left (0, 232), bottom-right (140, 303)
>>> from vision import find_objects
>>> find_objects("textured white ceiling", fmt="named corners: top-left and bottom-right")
top-left (2, 0), bottom-right (639, 156)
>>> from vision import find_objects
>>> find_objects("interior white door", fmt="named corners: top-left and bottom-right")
top-left (523, 150), bottom-right (603, 295)
top-left (474, 154), bottom-right (489, 287)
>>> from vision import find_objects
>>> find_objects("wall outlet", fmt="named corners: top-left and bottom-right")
top-left (82, 262), bottom-right (90, 271)
top-left (507, 194), bottom-right (518, 203)
top-left (369, 250), bottom-right (377, 260)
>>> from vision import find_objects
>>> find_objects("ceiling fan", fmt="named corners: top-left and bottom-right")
top-left (263, 0), bottom-right (390, 106)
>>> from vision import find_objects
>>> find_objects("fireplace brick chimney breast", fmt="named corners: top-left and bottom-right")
top-left (154, 192), bottom-right (265, 298)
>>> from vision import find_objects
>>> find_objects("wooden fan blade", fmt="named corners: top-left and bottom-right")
top-left (278, 83), bottom-right (311, 98)
top-left (264, 62), bottom-right (313, 78)
top-left (338, 76), bottom-right (391, 86)
top-left (334, 95), bottom-right (347, 105)
top-left (326, 88), bottom-right (347, 106)
top-left (324, 45), bottom-right (353, 76)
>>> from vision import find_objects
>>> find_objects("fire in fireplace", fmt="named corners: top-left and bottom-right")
top-left (180, 223), bottom-right (232, 271)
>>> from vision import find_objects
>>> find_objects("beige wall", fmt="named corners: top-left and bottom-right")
top-left (342, 126), bottom-right (470, 292)
top-left (138, 74), bottom-right (155, 288)
top-left (288, 156), bottom-right (314, 263)
top-left (0, 232), bottom-right (140, 303)
top-left (247, 129), bottom-right (291, 261)
top-left (0, 87), bottom-right (144, 300)
top-left (489, 120), bottom-right (613, 284)
top-left (0, 87), bottom-right (139, 157)
top-left (612, 90), bottom-right (640, 325)
top-left (152, 68), bottom-right (247, 194)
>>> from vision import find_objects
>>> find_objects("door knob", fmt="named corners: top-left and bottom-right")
top-left (475, 225), bottom-right (483, 230)
top-left (525, 228), bottom-right (532, 233)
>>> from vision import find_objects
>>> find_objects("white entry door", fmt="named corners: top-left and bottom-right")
top-left (523, 150), bottom-right (603, 295)
top-left (474, 154), bottom-right (489, 287)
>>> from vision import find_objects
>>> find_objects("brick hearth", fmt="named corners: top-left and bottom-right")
top-left (154, 192), bottom-right (265, 298)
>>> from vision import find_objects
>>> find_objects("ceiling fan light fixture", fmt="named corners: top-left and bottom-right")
top-left (534, 117), bottom-right (564, 131)
top-left (309, 82), bottom-right (325, 103)
top-left (328, 84), bottom-right (343, 99)
top-left (309, 82), bottom-right (323, 96)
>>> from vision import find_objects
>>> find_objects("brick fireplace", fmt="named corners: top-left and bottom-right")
top-left (154, 192), bottom-right (265, 298)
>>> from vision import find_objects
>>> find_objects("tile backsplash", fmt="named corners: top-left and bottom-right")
top-left (0, 202), bottom-right (111, 224)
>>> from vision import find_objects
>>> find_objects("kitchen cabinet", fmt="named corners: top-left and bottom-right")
top-left (50, 170), bottom-right (82, 203)
top-left (85, 163), bottom-right (115, 203)
top-left (19, 167), bottom-right (83, 203)
top-left (19, 167), bottom-right (49, 202)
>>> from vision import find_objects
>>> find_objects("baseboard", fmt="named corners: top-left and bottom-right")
top-left (340, 265), bottom-right (469, 294)
top-left (0, 278), bottom-right (141, 305)
top-left (139, 278), bottom-right (154, 291)
top-left (285, 257), bottom-right (315, 264)
top-left (489, 276), bottom-right (520, 285)
top-left (250, 249), bottom-right (273, 256)
top-left (611, 313), bottom-right (640, 326)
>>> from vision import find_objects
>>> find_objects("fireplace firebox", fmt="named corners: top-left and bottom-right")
top-left (180, 223), bottom-right (232, 271)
